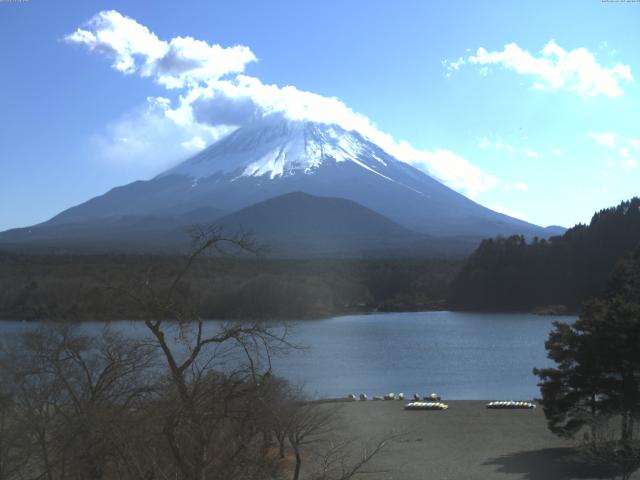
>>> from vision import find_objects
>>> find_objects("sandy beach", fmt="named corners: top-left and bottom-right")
top-left (320, 400), bottom-right (623, 480)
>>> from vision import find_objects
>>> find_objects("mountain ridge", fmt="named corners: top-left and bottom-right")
top-left (1, 192), bottom-right (482, 257)
top-left (0, 118), bottom-right (565, 256)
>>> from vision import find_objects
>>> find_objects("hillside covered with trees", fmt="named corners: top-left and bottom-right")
top-left (450, 198), bottom-right (640, 312)
top-left (0, 253), bottom-right (460, 321)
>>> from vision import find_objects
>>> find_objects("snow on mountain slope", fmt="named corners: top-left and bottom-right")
top-left (22, 117), bottom-right (555, 242)
top-left (162, 119), bottom-right (402, 187)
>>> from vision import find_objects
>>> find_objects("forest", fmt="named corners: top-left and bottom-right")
top-left (4, 197), bottom-right (640, 321)
top-left (0, 250), bottom-right (460, 321)
top-left (449, 197), bottom-right (640, 312)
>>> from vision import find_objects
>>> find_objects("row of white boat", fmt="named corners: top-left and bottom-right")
top-left (405, 402), bottom-right (449, 411)
top-left (485, 401), bottom-right (536, 409)
top-left (344, 393), bottom-right (537, 411)
top-left (404, 400), bottom-right (536, 411)
top-left (346, 393), bottom-right (442, 402)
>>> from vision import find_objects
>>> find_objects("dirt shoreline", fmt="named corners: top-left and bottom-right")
top-left (321, 400), bottom-right (616, 480)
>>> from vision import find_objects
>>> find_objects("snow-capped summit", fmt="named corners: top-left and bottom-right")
top-left (162, 119), bottom-right (400, 184)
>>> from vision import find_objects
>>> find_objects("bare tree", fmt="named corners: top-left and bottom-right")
top-left (0, 391), bottom-right (24, 480)
top-left (257, 381), bottom-right (394, 480)
top-left (0, 226), bottom-right (393, 480)
top-left (286, 401), bottom-right (335, 480)
top-left (116, 227), bottom-right (293, 480)
top-left (0, 324), bottom-right (158, 480)
top-left (310, 436), bottom-right (391, 480)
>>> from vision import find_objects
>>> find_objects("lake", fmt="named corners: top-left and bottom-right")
top-left (0, 311), bottom-right (574, 400)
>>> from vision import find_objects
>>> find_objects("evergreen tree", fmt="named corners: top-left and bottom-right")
top-left (534, 247), bottom-right (640, 443)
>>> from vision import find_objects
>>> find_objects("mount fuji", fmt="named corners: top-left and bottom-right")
top-left (0, 118), bottom-right (563, 256)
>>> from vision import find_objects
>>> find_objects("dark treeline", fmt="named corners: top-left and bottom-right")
top-left (450, 197), bottom-right (640, 312)
top-left (0, 252), bottom-right (461, 321)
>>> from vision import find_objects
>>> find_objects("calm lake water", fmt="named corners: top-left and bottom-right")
top-left (0, 311), bottom-right (574, 400)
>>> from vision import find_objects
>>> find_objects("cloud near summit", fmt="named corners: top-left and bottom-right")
top-left (67, 10), bottom-right (499, 198)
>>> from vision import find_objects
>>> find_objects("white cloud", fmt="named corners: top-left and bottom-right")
top-left (504, 181), bottom-right (529, 193)
top-left (548, 146), bottom-right (563, 156)
top-left (66, 10), bottom-right (256, 89)
top-left (479, 136), bottom-right (539, 158)
top-left (588, 132), bottom-right (640, 171)
top-left (185, 75), bottom-right (375, 130)
top-left (391, 145), bottom-right (500, 198)
top-left (441, 57), bottom-right (466, 78)
top-left (445, 40), bottom-right (633, 98)
top-left (66, 10), bottom-right (166, 75)
top-left (588, 132), bottom-right (617, 148)
top-left (181, 135), bottom-right (206, 152)
top-left (68, 10), bottom-right (501, 198)
top-left (89, 96), bottom-right (232, 172)
top-left (490, 205), bottom-right (530, 222)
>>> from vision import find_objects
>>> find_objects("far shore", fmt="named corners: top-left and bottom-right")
top-left (0, 305), bottom-right (578, 323)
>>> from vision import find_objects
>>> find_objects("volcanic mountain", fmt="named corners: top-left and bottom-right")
top-left (0, 118), bottom-right (562, 256)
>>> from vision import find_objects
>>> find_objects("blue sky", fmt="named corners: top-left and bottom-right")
top-left (1, 0), bottom-right (639, 231)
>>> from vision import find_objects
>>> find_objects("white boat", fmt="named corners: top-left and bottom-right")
top-left (404, 401), bottom-right (449, 411)
top-left (486, 400), bottom-right (536, 409)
